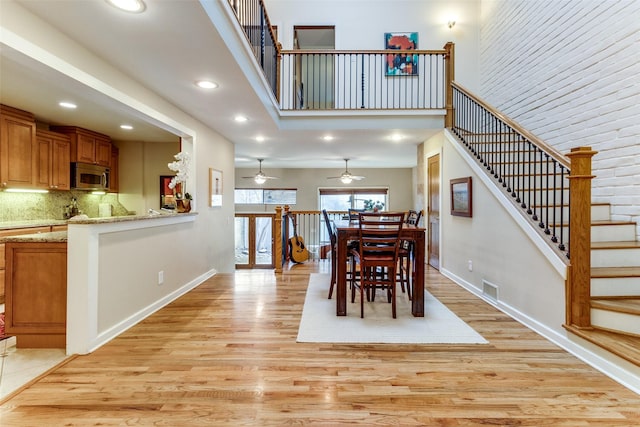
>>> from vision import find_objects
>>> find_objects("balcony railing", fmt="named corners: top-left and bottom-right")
top-left (227, 0), bottom-right (451, 113)
top-left (279, 50), bottom-right (447, 111)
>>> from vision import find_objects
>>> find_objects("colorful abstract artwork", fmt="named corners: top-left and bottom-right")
top-left (384, 32), bottom-right (418, 76)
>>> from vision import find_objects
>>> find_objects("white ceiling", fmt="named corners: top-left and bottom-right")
top-left (0, 0), bottom-right (442, 169)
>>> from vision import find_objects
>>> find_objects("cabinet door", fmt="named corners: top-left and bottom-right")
top-left (36, 134), bottom-right (52, 189)
top-left (77, 133), bottom-right (96, 164)
top-left (95, 138), bottom-right (112, 167)
top-left (0, 113), bottom-right (36, 188)
top-left (51, 136), bottom-right (71, 190)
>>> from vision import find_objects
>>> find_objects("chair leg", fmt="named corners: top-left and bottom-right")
top-left (328, 249), bottom-right (336, 299)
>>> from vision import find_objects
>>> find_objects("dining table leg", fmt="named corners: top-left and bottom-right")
top-left (412, 230), bottom-right (425, 317)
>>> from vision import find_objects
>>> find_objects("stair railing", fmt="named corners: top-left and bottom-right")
top-left (451, 82), bottom-right (596, 329)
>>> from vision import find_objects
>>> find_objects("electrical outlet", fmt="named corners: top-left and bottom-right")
top-left (468, 260), bottom-right (473, 271)
top-left (158, 271), bottom-right (164, 285)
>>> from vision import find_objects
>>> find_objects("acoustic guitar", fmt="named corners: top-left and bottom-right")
top-left (289, 213), bottom-right (309, 263)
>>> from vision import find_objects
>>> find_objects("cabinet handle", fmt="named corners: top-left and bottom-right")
top-left (1, 182), bottom-right (6, 187)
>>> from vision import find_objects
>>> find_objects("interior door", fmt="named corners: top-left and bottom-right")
top-left (293, 26), bottom-right (335, 109)
top-left (428, 154), bottom-right (440, 269)
top-left (235, 214), bottom-right (275, 269)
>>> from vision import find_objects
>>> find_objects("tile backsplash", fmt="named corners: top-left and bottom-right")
top-left (0, 191), bottom-right (130, 222)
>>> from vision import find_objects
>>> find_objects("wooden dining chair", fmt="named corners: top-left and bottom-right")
top-left (322, 210), bottom-right (357, 299)
top-left (350, 212), bottom-right (404, 318)
top-left (398, 209), bottom-right (422, 300)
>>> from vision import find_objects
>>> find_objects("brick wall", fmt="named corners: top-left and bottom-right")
top-left (479, 0), bottom-right (640, 239)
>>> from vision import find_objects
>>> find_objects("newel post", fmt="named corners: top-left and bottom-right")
top-left (443, 42), bottom-right (455, 129)
top-left (566, 146), bottom-right (597, 328)
top-left (274, 206), bottom-right (283, 273)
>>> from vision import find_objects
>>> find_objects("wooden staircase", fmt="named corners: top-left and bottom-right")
top-left (565, 203), bottom-right (640, 366)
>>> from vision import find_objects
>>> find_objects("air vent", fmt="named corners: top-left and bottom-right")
top-left (482, 280), bottom-right (499, 302)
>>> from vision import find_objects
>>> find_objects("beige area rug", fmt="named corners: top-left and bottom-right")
top-left (297, 274), bottom-right (488, 344)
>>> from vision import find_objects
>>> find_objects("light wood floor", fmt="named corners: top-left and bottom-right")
top-left (2, 262), bottom-right (640, 426)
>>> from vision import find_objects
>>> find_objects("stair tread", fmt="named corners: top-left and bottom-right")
top-left (591, 241), bottom-right (640, 249)
top-left (591, 298), bottom-right (640, 315)
top-left (565, 325), bottom-right (640, 367)
top-left (591, 266), bottom-right (640, 278)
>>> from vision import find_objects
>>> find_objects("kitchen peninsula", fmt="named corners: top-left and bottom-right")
top-left (1, 212), bottom-right (201, 354)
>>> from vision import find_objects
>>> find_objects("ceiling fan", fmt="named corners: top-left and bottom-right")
top-left (242, 159), bottom-right (279, 184)
top-left (327, 159), bottom-right (365, 184)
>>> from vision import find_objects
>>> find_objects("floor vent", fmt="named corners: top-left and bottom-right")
top-left (482, 280), bottom-right (499, 302)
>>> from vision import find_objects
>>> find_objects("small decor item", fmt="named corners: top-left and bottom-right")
top-left (209, 168), bottom-right (223, 207)
top-left (363, 199), bottom-right (385, 212)
top-left (384, 32), bottom-right (418, 76)
top-left (450, 177), bottom-right (472, 217)
top-left (167, 151), bottom-right (192, 212)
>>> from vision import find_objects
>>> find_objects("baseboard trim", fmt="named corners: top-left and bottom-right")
top-left (88, 268), bottom-right (218, 353)
top-left (441, 267), bottom-right (640, 395)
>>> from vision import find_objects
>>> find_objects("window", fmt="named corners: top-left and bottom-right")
top-left (319, 188), bottom-right (388, 211)
top-left (235, 188), bottom-right (297, 205)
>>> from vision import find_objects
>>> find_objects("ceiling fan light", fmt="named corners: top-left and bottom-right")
top-left (254, 175), bottom-right (267, 184)
top-left (340, 176), bottom-right (353, 184)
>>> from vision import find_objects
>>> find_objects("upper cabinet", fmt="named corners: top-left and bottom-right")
top-left (0, 104), bottom-right (37, 189)
top-left (50, 126), bottom-right (111, 168)
top-left (36, 130), bottom-right (71, 191)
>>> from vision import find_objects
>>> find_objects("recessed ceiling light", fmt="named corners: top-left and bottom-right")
top-left (323, 135), bottom-right (334, 141)
top-left (196, 80), bottom-right (218, 89)
top-left (120, 124), bottom-right (133, 130)
top-left (256, 136), bottom-right (265, 142)
top-left (234, 115), bottom-right (248, 123)
top-left (391, 134), bottom-right (402, 142)
top-left (105, 0), bottom-right (146, 13)
top-left (59, 101), bottom-right (77, 109)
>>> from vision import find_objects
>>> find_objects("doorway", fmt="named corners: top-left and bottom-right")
top-left (235, 214), bottom-right (275, 269)
top-left (428, 154), bottom-right (440, 269)
top-left (293, 26), bottom-right (335, 109)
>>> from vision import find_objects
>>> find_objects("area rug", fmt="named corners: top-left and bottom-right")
top-left (297, 274), bottom-right (488, 344)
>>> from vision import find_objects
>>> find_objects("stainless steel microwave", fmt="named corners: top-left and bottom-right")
top-left (71, 162), bottom-right (110, 191)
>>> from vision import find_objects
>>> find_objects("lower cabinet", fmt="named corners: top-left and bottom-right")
top-left (0, 226), bottom-right (51, 304)
top-left (4, 241), bottom-right (67, 348)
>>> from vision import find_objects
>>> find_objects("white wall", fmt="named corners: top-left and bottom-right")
top-left (480, 0), bottom-right (640, 240)
top-left (265, 0), bottom-right (481, 92)
top-left (425, 131), bottom-right (567, 328)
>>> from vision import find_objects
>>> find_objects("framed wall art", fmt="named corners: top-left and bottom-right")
top-left (450, 177), bottom-right (472, 217)
top-left (209, 168), bottom-right (223, 207)
top-left (384, 32), bottom-right (418, 76)
top-left (160, 175), bottom-right (179, 209)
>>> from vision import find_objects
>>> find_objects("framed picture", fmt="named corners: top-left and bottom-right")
top-left (450, 177), bottom-right (472, 217)
top-left (384, 32), bottom-right (418, 76)
top-left (160, 175), bottom-right (179, 209)
top-left (209, 168), bottom-right (223, 207)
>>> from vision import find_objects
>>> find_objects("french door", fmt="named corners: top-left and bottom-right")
top-left (235, 214), bottom-right (275, 269)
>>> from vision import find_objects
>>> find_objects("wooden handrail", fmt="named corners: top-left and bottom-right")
top-left (280, 49), bottom-right (448, 55)
top-left (452, 81), bottom-right (571, 169)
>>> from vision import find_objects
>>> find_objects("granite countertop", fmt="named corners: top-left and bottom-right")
top-left (0, 219), bottom-right (67, 231)
top-left (66, 211), bottom-right (197, 225)
top-left (2, 230), bottom-right (68, 243)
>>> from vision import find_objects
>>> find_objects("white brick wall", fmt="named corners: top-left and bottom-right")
top-left (480, 0), bottom-right (640, 239)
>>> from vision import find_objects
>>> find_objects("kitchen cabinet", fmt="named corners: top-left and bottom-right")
top-left (0, 225), bottom-right (62, 304)
top-left (5, 240), bottom-right (67, 348)
top-left (1, 227), bottom-right (51, 303)
top-left (50, 125), bottom-right (111, 167)
top-left (0, 104), bottom-right (37, 189)
top-left (109, 145), bottom-right (119, 192)
top-left (36, 129), bottom-right (71, 191)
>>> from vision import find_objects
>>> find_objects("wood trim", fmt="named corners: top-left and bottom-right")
top-left (566, 146), bottom-right (598, 328)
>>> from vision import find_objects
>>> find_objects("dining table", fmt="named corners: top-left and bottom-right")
top-left (334, 219), bottom-right (426, 317)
